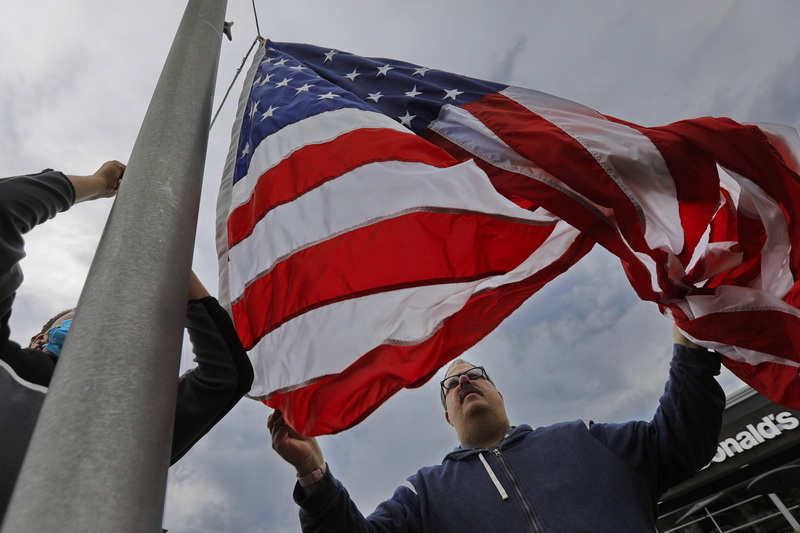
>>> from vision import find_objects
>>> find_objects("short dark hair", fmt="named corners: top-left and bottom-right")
top-left (439, 358), bottom-right (496, 410)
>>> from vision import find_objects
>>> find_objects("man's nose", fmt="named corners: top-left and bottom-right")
top-left (459, 374), bottom-right (472, 386)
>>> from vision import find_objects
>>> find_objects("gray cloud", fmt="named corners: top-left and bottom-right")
top-left (491, 35), bottom-right (528, 84)
top-left (740, 49), bottom-right (800, 127)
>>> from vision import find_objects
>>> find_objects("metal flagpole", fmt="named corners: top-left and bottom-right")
top-left (1, 0), bottom-right (228, 531)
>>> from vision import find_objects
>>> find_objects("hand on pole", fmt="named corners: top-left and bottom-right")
top-left (68, 160), bottom-right (126, 203)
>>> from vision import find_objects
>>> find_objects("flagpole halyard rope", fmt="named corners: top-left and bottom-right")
top-left (210, 35), bottom-right (265, 130)
top-left (209, 0), bottom-right (264, 130)
top-left (252, 0), bottom-right (263, 39)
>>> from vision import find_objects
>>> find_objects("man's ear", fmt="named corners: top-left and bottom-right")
top-left (445, 409), bottom-right (452, 426)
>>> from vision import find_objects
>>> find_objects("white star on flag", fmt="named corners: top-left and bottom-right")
top-left (405, 85), bottom-right (423, 98)
top-left (259, 105), bottom-right (279, 121)
top-left (294, 83), bottom-right (315, 95)
top-left (248, 101), bottom-right (259, 120)
top-left (376, 64), bottom-right (394, 76)
top-left (398, 111), bottom-right (416, 127)
top-left (443, 88), bottom-right (464, 100)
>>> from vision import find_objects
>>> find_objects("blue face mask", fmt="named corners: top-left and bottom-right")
top-left (45, 319), bottom-right (72, 356)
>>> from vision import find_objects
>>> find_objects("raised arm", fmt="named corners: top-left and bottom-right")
top-left (170, 272), bottom-right (254, 463)
top-left (590, 325), bottom-right (725, 498)
top-left (0, 161), bottom-right (124, 274)
top-left (0, 162), bottom-right (123, 349)
top-left (269, 411), bottom-right (423, 533)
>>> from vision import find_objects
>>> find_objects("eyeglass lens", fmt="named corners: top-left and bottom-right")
top-left (443, 367), bottom-right (484, 389)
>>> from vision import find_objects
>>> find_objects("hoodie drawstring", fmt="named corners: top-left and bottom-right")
top-left (479, 452), bottom-right (509, 500)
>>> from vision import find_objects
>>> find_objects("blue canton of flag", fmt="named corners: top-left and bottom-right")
top-left (234, 45), bottom-right (376, 184)
top-left (235, 41), bottom-right (506, 185)
top-left (234, 42), bottom-right (507, 183)
top-left (271, 41), bottom-right (506, 136)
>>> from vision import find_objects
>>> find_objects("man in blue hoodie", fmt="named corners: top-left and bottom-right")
top-left (269, 327), bottom-right (724, 532)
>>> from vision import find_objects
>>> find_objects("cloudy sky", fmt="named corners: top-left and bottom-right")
top-left (3, 1), bottom-right (800, 532)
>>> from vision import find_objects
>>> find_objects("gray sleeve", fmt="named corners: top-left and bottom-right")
top-left (0, 170), bottom-right (75, 350)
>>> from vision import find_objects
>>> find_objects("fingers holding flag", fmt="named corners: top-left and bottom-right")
top-left (268, 410), bottom-right (325, 482)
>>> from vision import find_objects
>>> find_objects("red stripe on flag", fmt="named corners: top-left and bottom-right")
top-left (654, 118), bottom-right (800, 275)
top-left (784, 283), bottom-right (800, 309)
top-left (603, 115), bottom-right (721, 268)
top-left (232, 210), bottom-right (556, 350)
top-left (450, 95), bottom-right (682, 303)
top-left (704, 210), bottom-right (766, 289)
top-left (677, 308), bottom-right (800, 408)
top-left (264, 231), bottom-right (596, 436)
top-left (724, 358), bottom-right (800, 411)
top-left (423, 129), bottom-right (663, 303)
top-left (461, 94), bottom-right (653, 254)
top-left (228, 128), bottom-right (461, 248)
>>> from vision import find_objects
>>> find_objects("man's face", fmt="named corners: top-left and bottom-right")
top-left (442, 363), bottom-right (507, 433)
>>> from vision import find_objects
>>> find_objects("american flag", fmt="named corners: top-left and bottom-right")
top-left (217, 40), bottom-right (800, 436)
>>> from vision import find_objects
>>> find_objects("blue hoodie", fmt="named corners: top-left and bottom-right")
top-left (295, 345), bottom-right (724, 532)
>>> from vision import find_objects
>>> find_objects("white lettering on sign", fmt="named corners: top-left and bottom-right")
top-left (711, 412), bottom-right (800, 463)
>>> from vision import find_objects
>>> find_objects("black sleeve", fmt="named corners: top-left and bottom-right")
top-left (0, 171), bottom-right (74, 353)
top-left (170, 297), bottom-right (254, 463)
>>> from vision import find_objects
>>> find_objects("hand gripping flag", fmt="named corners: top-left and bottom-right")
top-left (217, 40), bottom-right (800, 436)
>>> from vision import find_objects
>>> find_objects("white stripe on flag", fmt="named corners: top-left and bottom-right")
top-left (429, 103), bottom-right (616, 223)
top-left (717, 165), bottom-right (793, 296)
top-left (230, 107), bottom-right (409, 210)
top-left (227, 158), bottom-right (551, 302)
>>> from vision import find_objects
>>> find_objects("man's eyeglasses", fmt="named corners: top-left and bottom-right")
top-left (440, 366), bottom-right (487, 391)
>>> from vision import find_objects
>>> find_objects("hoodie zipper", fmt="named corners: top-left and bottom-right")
top-left (492, 448), bottom-right (542, 533)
